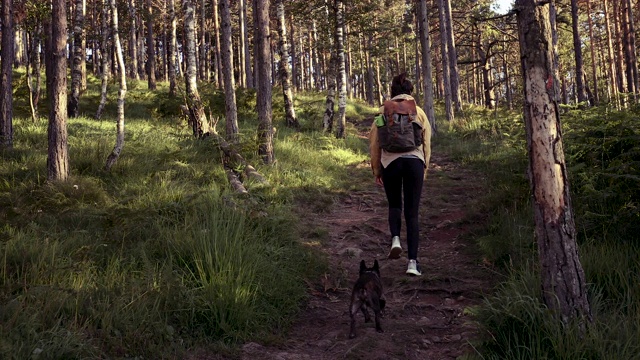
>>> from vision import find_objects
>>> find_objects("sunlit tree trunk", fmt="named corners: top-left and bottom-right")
top-left (622, 0), bottom-right (639, 97)
top-left (168, 0), bottom-right (177, 96)
top-left (276, 0), bottom-right (298, 128)
top-left (322, 2), bottom-right (336, 133)
top-left (335, 0), bottom-right (347, 139)
top-left (255, 0), bottom-right (274, 164)
top-left (239, 0), bottom-right (253, 88)
top-left (128, 0), bottom-right (139, 80)
top-left (105, 0), bottom-right (128, 171)
top-left (212, 0), bottom-right (222, 89)
top-left (438, 0), bottom-right (453, 121)
top-left (69, 0), bottom-right (86, 118)
top-left (418, 0), bottom-right (436, 135)
top-left (612, 0), bottom-right (626, 96)
top-left (585, 0), bottom-right (599, 104)
top-left (147, 0), bottom-right (157, 90)
top-left (219, 0), bottom-right (238, 140)
top-left (45, 0), bottom-right (70, 182)
top-left (95, 0), bottom-right (110, 120)
top-left (570, 0), bottom-right (588, 104)
top-left (603, 0), bottom-right (619, 107)
top-left (0, 0), bottom-right (13, 148)
top-left (444, 0), bottom-right (462, 113)
top-left (516, 0), bottom-right (591, 329)
top-left (184, 0), bottom-right (210, 138)
top-left (289, 14), bottom-right (298, 91)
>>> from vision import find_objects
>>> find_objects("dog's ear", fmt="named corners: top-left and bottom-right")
top-left (373, 259), bottom-right (380, 272)
top-left (359, 260), bottom-right (366, 273)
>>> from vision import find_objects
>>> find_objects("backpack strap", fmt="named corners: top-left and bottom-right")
top-left (383, 99), bottom-right (417, 125)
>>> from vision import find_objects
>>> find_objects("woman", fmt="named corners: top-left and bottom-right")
top-left (369, 73), bottom-right (431, 276)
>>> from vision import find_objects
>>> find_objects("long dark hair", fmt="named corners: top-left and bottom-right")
top-left (390, 73), bottom-right (413, 97)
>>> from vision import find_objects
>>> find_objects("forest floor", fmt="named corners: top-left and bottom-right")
top-left (207, 120), bottom-right (496, 360)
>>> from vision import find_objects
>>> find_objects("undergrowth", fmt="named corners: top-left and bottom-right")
top-left (0, 73), bottom-right (375, 358)
top-left (440, 104), bottom-right (640, 359)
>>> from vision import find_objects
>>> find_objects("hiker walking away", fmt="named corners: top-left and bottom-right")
top-left (369, 73), bottom-right (431, 276)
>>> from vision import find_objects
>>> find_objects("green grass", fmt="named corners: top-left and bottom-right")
top-left (441, 104), bottom-right (640, 359)
top-left (0, 72), bottom-right (377, 358)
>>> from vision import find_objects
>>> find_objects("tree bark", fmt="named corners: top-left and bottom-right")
top-left (147, 0), bottom-right (157, 90)
top-left (322, 2), bottom-right (336, 133)
top-left (276, 0), bottom-right (299, 128)
top-left (95, 0), bottom-right (111, 120)
top-left (418, 0), bottom-right (436, 135)
top-left (255, 0), bottom-right (274, 164)
top-left (603, 0), bottom-right (619, 107)
top-left (168, 0), bottom-right (178, 96)
top-left (105, 0), bottom-right (128, 171)
top-left (45, 0), bottom-right (70, 182)
top-left (212, 0), bottom-right (222, 89)
top-left (239, 0), bottom-right (253, 88)
top-left (570, 0), bottom-right (588, 104)
top-left (219, 0), bottom-right (239, 140)
top-left (585, 0), bottom-right (599, 105)
top-left (1, 0), bottom-right (14, 148)
top-left (128, 0), bottom-right (140, 80)
top-left (515, 0), bottom-right (591, 328)
top-left (69, 0), bottom-right (86, 118)
top-left (437, 0), bottom-right (453, 121)
top-left (443, 0), bottom-right (462, 113)
top-left (184, 0), bottom-right (210, 138)
top-left (335, 0), bottom-right (347, 139)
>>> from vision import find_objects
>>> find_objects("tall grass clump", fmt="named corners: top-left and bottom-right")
top-left (442, 104), bottom-right (640, 359)
top-left (1, 73), bottom-right (377, 357)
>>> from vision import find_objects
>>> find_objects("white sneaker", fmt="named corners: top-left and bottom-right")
top-left (406, 259), bottom-right (422, 276)
top-left (388, 236), bottom-right (402, 259)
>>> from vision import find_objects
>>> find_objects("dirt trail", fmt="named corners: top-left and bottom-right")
top-left (241, 144), bottom-right (495, 359)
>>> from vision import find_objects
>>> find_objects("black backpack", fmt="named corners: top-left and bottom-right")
top-left (375, 99), bottom-right (423, 153)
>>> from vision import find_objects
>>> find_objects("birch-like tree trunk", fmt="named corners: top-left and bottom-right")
top-left (219, 0), bottom-right (239, 139)
top-left (168, 0), bottom-right (177, 96)
top-left (212, 0), bottom-right (222, 89)
top-left (105, 0), bottom-right (128, 171)
top-left (45, 0), bottom-right (70, 182)
top-left (128, 0), bottom-right (139, 80)
top-left (69, 0), bottom-right (86, 118)
top-left (26, 27), bottom-right (43, 122)
top-left (322, 1), bottom-right (336, 133)
top-left (255, 0), bottom-right (274, 164)
top-left (418, 0), bottom-right (436, 135)
top-left (147, 0), bottom-right (157, 90)
top-left (515, 0), bottom-right (591, 328)
top-left (0, 0), bottom-right (13, 148)
top-left (335, 0), bottom-right (347, 139)
top-left (437, 0), bottom-right (453, 121)
top-left (183, 0), bottom-right (210, 138)
top-left (95, 2), bottom-right (110, 120)
top-left (276, 0), bottom-right (298, 128)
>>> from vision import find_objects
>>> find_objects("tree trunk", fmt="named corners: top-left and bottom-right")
top-left (184, 0), bottom-right (210, 138)
top-left (219, 0), bottom-right (238, 139)
top-left (1, 0), bottom-right (13, 148)
top-left (95, 0), bottom-right (111, 120)
top-left (515, 0), bottom-right (591, 328)
top-left (335, 0), bottom-right (347, 139)
top-left (128, 0), bottom-right (139, 80)
top-left (276, 0), bottom-right (299, 128)
top-left (254, 0), bottom-right (274, 164)
top-left (585, 0), bottom-right (599, 105)
top-left (168, 0), bottom-right (177, 96)
top-left (444, 0), bottom-right (462, 113)
top-left (289, 15), bottom-right (298, 91)
top-left (26, 27), bottom-right (42, 122)
top-left (418, 0), bottom-right (436, 135)
top-left (239, 0), bottom-right (253, 88)
top-left (212, 0), bottom-right (222, 89)
top-left (570, 0), bottom-right (588, 104)
top-left (437, 0), bottom-right (453, 121)
top-left (147, 0), bottom-right (157, 90)
top-left (322, 2), bottom-right (336, 133)
top-left (69, 0), bottom-right (86, 118)
top-left (45, 0), bottom-right (70, 182)
top-left (603, 0), bottom-right (619, 107)
top-left (105, 0), bottom-right (128, 171)
top-left (622, 0), bottom-right (639, 97)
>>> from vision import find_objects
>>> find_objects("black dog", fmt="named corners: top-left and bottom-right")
top-left (349, 259), bottom-right (385, 339)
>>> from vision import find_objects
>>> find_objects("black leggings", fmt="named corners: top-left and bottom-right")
top-left (382, 157), bottom-right (424, 260)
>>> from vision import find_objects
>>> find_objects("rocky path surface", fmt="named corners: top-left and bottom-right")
top-left (240, 149), bottom-right (495, 360)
